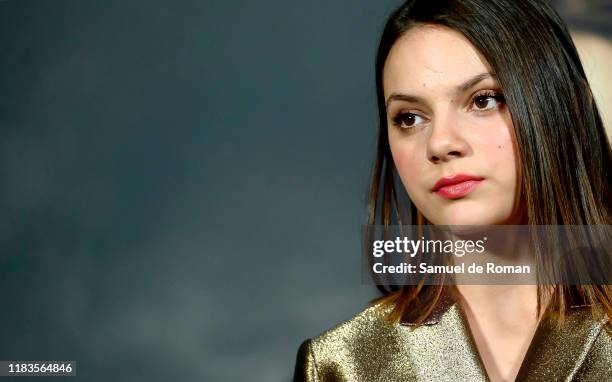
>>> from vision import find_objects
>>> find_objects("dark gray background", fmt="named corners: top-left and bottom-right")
top-left (0, 1), bottom-right (609, 381)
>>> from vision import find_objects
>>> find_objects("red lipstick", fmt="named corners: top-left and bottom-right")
top-left (432, 174), bottom-right (484, 200)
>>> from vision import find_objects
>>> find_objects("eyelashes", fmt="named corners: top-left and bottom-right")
top-left (471, 90), bottom-right (505, 112)
top-left (390, 90), bottom-right (506, 131)
top-left (391, 113), bottom-right (426, 129)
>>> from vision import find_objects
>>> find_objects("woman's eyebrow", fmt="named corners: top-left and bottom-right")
top-left (385, 93), bottom-right (426, 108)
top-left (385, 72), bottom-right (497, 108)
top-left (456, 72), bottom-right (497, 94)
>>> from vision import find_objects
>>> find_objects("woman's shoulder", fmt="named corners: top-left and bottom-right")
top-left (307, 301), bottom-right (397, 347)
top-left (293, 301), bottom-right (612, 381)
top-left (293, 302), bottom-right (416, 382)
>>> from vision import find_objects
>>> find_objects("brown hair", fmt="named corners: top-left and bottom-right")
top-left (367, 0), bottom-right (612, 325)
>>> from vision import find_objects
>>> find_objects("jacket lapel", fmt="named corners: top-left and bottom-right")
top-left (398, 303), bottom-right (490, 381)
top-left (397, 296), bottom-right (608, 382)
top-left (514, 306), bottom-right (609, 381)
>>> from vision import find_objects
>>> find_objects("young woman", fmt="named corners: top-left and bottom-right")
top-left (293, 0), bottom-right (611, 381)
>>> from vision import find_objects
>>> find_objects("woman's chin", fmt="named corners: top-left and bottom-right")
top-left (426, 210), bottom-right (513, 226)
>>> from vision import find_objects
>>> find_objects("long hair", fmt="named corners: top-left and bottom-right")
top-left (368, 0), bottom-right (612, 324)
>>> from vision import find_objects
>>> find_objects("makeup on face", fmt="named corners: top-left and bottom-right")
top-left (384, 25), bottom-right (522, 225)
top-left (432, 174), bottom-right (485, 200)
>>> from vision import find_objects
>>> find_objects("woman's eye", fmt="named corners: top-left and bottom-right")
top-left (471, 93), bottom-right (505, 111)
top-left (392, 112), bottom-right (426, 129)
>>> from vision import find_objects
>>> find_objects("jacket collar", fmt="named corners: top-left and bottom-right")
top-left (397, 289), bottom-right (609, 381)
top-left (515, 306), bottom-right (609, 380)
top-left (399, 288), bottom-right (456, 326)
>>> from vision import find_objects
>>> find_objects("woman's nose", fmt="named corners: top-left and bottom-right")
top-left (426, 118), bottom-right (470, 164)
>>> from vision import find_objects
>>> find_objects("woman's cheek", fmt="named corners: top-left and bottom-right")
top-left (391, 143), bottom-right (422, 193)
top-left (488, 141), bottom-right (520, 199)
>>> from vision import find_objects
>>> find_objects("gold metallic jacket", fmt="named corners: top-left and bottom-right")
top-left (293, 299), bottom-right (611, 381)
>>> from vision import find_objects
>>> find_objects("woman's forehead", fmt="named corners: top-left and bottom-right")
top-left (383, 25), bottom-right (494, 96)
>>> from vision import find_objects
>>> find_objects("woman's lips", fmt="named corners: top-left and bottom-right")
top-left (432, 174), bottom-right (484, 200)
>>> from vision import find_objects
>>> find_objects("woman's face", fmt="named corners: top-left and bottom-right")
top-left (383, 25), bottom-right (524, 225)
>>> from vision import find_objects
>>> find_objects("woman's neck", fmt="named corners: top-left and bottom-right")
top-left (451, 284), bottom-right (550, 382)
